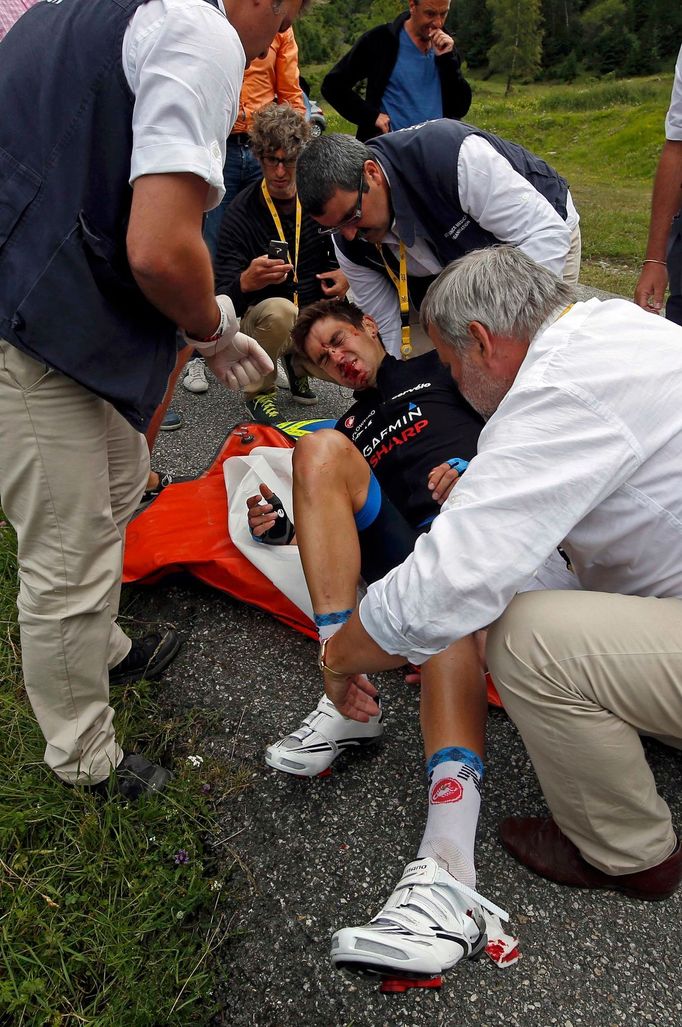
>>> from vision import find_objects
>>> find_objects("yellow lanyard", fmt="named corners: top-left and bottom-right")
top-left (261, 180), bottom-right (301, 308)
top-left (376, 242), bottom-right (411, 358)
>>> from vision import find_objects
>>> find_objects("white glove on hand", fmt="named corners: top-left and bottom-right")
top-left (204, 331), bottom-right (273, 390)
top-left (184, 295), bottom-right (273, 391)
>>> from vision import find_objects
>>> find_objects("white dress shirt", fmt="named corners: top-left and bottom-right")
top-left (359, 298), bottom-right (682, 664)
top-left (122, 0), bottom-right (244, 210)
top-left (665, 45), bottom-right (682, 140)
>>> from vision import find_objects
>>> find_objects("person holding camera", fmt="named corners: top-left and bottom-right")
top-left (214, 103), bottom-right (348, 425)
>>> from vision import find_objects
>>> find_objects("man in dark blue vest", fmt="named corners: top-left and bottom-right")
top-left (0, 0), bottom-right (305, 798)
top-left (296, 121), bottom-right (581, 358)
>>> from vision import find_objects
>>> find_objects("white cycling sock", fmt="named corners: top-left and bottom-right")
top-left (417, 746), bottom-right (483, 888)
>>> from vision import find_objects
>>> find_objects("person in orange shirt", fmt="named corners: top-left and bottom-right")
top-left (204, 27), bottom-right (306, 258)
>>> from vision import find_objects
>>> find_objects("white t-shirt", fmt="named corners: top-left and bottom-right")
top-left (335, 135), bottom-right (580, 356)
top-left (665, 45), bottom-right (682, 141)
top-left (358, 298), bottom-right (682, 664)
top-left (122, 0), bottom-right (244, 210)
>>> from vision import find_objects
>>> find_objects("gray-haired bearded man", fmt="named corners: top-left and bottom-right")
top-left (320, 246), bottom-right (682, 978)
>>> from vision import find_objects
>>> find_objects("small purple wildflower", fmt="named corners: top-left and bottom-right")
top-left (201, 783), bottom-right (211, 794)
top-left (174, 849), bottom-right (190, 865)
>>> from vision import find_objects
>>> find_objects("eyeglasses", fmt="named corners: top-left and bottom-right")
top-left (317, 168), bottom-right (368, 236)
top-left (262, 154), bottom-right (297, 169)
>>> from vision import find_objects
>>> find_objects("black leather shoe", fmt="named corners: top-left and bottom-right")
top-left (110, 753), bottom-right (172, 799)
top-left (65, 753), bottom-right (172, 800)
top-left (109, 628), bottom-right (181, 686)
top-left (499, 816), bottom-right (682, 901)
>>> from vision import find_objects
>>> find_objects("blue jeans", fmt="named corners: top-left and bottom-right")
top-left (667, 214), bottom-right (682, 326)
top-left (204, 139), bottom-right (262, 261)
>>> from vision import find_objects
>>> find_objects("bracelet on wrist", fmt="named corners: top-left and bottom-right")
top-left (642, 259), bottom-right (667, 267)
top-left (186, 304), bottom-right (225, 344)
top-left (318, 637), bottom-right (347, 678)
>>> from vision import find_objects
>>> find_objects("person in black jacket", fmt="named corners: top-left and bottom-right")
top-left (215, 103), bottom-right (348, 424)
top-left (322, 0), bottom-right (471, 142)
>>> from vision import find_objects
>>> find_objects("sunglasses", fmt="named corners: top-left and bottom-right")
top-left (262, 154), bottom-right (297, 169)
top-left (317, 168), bottom-right (368, 236)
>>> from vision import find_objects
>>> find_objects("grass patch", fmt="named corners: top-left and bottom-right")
top-left (0, 517), bottom-right (248, 1025)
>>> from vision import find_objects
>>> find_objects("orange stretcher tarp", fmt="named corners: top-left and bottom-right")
top-left (123, 422), bottom-right (316, 639)
top-left (123, 420), bottom-right (502, 706)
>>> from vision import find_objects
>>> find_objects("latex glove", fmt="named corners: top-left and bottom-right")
top-left (204, 331), bottom-right (273, 390)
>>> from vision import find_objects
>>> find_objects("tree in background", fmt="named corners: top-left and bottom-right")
top-left (540, 0), bottom-right (583, 79)
top-left (580, 0), bottom-right (640, 75)
top-left (295, 0), bottom-right (680, 84)
top-left (452, 0), bottom-right (494, 70)
top-left (487, 0), bottom-right (543, 94)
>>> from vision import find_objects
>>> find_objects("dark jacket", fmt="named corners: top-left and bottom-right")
top-left (214, 181), bottom-right (339, 317)
top-left (322, 11), bottom-right (471, 142)
top-left (0, 0), bottom-right (184, 432)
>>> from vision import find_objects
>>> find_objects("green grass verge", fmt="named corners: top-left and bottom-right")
top-left (0, 517), bottom-right (247, 1026)
top-left (309, 68), bottom-right (676, 298)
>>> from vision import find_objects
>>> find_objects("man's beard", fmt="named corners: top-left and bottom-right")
top-left (459, 358), bottom-right (512, 421)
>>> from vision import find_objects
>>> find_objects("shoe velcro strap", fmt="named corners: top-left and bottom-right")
top-left (396, 858), bottom-right (509, 922)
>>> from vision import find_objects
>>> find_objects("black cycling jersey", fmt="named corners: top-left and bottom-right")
top-left (335, 350), bottom-right (483, 529)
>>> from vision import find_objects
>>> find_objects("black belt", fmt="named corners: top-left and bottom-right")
top-left (229, 133), bottom-right (250, 146)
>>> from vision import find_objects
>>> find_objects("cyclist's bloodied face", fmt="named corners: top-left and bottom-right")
top-left (303, 316), bottom-right (385, 389)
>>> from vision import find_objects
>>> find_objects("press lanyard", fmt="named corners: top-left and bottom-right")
top-left (261, 180), bottom-right (301, 308)
top-left (376, 242), bottom-right (411, 358)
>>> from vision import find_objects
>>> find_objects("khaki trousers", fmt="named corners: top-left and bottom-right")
top-left (240, 297), bottom-right (297, 397)
top-left (0, 340), bottom-right (149, 783)
top-left (487, 589), bottom-right (681, 875)
top-left (563, 224), bottom-right (582, 286)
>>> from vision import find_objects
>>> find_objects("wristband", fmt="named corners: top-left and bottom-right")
top-left (642, 259), bottom-right (667, 266)
top-left (185, 304), bottom-right (225, 344)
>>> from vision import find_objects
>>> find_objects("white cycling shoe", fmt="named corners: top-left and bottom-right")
top-left (331, 857), bottom-right (492, 979)
top-left (265, 694), bottom-right (384, 777)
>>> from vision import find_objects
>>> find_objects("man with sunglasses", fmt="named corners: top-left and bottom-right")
top-left (215, 103), bottom-right (348, 424)
top-left (296, 123), bottom-right (581, 358)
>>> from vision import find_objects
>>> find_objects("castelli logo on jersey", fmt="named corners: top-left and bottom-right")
top-left (431, 778), bottom-right (463, 804)
top-left (345, 415), bottom-right (355, 429)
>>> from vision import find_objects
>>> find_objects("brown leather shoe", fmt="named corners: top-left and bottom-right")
top-left (499, 816), bottom-right (682, 901)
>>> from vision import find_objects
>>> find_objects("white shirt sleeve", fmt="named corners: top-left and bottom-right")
top-left (665, 45), bottom-right (682, 140)
top-left (457, 134), bottom-right (572, 277)
top-left (333, 241), bottom-right (403, 357)
top-left (122, 0), bottom-right (244, 210)
top-left (358, 374), bottom-right (640, 664)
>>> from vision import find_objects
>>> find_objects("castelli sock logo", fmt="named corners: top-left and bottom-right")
top-left (430, 777), bottom-right (463, 804)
